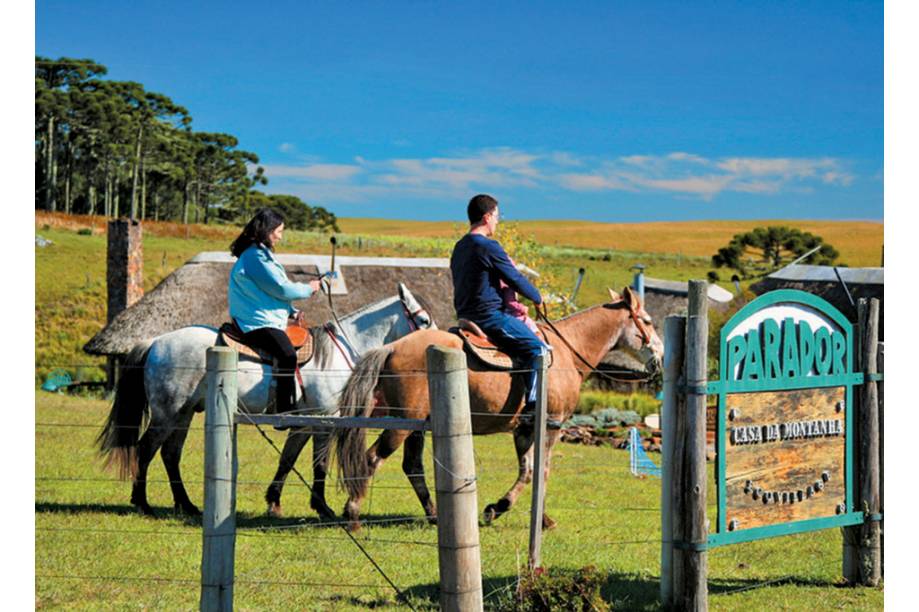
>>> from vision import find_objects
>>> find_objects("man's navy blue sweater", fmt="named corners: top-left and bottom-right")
top-left (450, 233), bottom-right (542, 320)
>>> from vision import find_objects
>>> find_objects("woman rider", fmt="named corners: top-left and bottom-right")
top-left (228, 208), bottom-right (321, 415)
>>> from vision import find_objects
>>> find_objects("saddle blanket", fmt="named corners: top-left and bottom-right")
top-left (217, 322), bottom-right (314, 366)
top-left (450, 320), bottom-right (553, 371)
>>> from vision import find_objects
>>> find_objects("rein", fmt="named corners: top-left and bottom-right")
top-left (534, 303), bottom-right (656, 384)
top-left (322, 277), bottom-right (360, 358)
top-left (324, 322), bottom-right (356, 370)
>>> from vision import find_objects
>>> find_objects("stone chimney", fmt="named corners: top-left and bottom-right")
top-left (106, 219), bottom-right (144, 323)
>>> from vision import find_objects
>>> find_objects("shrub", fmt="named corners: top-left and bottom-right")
top-left (493, 566), bottom-right (610, 611)
top-left (574, 390), bottom-right (660, 418)
top-left (76, 228), bottom-right (93, 236)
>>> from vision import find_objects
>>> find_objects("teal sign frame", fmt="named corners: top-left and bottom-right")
top-left (707, 289), bottom-right (865, 548)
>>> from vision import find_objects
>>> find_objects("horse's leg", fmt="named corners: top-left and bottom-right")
top-left (160, 409), bottom-right (200, 516)
top-left (343, 429), bottom-right (412, 532)
top-left (402, 430), bottom-right (436, 524)
top-left (264, 428), bottom-right (312, 518)
top-left (309, 431), bottom-right (337, 521)
top-left (130, 419), bottom-right (172, 516)
top-left (540, 429), bottom-right (563, 530)
top-left (483, 424), bottom-right (536, 524)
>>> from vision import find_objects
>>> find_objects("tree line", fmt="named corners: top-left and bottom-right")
top-left (35, 56), bottom-right (339, 232)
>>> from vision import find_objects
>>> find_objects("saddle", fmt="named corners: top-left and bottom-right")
top-left (217, 320), bottom-right (315, 366)
top-left (449, 319), bottom-right (552, 371)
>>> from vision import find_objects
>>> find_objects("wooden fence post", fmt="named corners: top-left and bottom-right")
top-left (877, 340), bottom-right (884, 578)
top-left (845, 298), bottom-right (882, 585)
top-left (200, 347), bottom-right (238, 612)
top-left (528, 353), bottom-right (549, 570)
top-left (661, 315), bottom-right (686, 607)
top-left (857, 298), bottom-right (882, 585)
top-left (672, 280), bottom-right (709, 611)
top-left (427, 346), bottom-right (483, 612)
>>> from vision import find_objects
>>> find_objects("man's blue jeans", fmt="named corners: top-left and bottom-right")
top-left (472, 310), bottom-right (546, 407)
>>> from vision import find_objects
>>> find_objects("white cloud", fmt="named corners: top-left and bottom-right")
top-left (263, 163), bottom-right (362, 181)
top-left (278, 142), bottom-right (296, 154)
top-left (557, 173), bottom-right (629, 192)
top-left (263, 148), bottom-right (856, 205)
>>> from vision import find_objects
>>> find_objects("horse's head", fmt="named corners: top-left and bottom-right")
top-left (605, 286), bottom-right (664, 375)
top-left (397, 282), bottom-right (437, 334)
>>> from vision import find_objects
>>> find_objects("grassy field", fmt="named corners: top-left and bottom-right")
top-left (35, 212), bottom-right (884, 607)
top-left (339, 218), bottom-right (884, 268)
top-left (36, 393), bottom-right (883, 610)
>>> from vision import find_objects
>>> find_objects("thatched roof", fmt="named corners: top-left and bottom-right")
top-left (750, 265), bottom-right (884, 339)
top-left (84, 253), bottom-right (456, 356)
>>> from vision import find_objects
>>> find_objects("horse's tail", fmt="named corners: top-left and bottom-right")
top-left (96, 340), bottom-right (153, 479)
top-left (335, 346), bottom-right (394, 500)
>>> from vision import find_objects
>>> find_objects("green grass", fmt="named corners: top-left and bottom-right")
top-left (36, 393), bottom-right (882, 610)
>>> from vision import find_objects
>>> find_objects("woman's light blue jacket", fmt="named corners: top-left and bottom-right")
top-left (228, 244), bottom-right (316, 332)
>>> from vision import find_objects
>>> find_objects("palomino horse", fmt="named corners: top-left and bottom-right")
top-left (97, 284), bottom-right (434, 517)
top-left (335, 286), bottom-right (664, 531)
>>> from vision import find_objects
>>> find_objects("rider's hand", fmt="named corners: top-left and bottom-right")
top-left (309, 279), bottom-right (322, 292)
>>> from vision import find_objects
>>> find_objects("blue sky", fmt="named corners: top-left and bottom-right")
top-left (35, 1), bottom-right (883, 222)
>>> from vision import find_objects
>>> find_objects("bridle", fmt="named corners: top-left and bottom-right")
top-left (401, 302), bottom-right (430, 332)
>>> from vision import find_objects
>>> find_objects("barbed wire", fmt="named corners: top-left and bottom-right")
top-left (37, 362), bottom-right (655, 377)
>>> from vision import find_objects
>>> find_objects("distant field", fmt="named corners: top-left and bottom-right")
top-left (339, 218), bottom-right (884, 268)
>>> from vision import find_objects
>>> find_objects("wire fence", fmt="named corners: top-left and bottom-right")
top-left (35, 361), bottom-right (854, 609)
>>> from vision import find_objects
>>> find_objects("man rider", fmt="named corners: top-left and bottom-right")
top-left (449, 194), bottom-right (559, 430)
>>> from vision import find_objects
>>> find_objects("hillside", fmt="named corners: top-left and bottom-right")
top-left (339, 218), bottom-right (884, 268)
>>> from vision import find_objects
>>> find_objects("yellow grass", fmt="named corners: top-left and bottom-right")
top-left (339, 218), bottom-right (884, 268)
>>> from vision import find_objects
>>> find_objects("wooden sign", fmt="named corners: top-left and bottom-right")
top-left (709, 290), bottom-right (863, 546)
top-left (724, 387), bottom-right (845, 530)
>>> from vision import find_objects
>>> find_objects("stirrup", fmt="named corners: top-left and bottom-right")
top-left (517, 413), bottom-right (564, 431)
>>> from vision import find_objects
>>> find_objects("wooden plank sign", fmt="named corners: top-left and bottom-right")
top-left (711, 290), bottom-right (863, 546)
top-left (725, 387), bottom-right (846, 530)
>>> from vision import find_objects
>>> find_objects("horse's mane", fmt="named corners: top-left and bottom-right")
top-left (308, 325), bottom-right (338, 369)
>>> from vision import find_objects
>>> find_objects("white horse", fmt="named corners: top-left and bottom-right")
top-left (97, 284), bottom-right (435, 517)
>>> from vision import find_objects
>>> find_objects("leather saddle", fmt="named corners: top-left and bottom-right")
top-left (449, 319), bottom-right (552, 371)
top-left (217, 320), bottom-right (315, 366)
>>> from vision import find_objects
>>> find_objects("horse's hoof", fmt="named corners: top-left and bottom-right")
top-left (267, 502), bottom-right (283, 519)
top-left (136, 503), bottom-right (156, 517)
top-left (483, 504), bottom-right (498, 525)
top-left (310, 499), bottom-right (336, 521)
top-left (176, 503), bottom-right (201, 517)
top-left (346, 520), bottom-right (362, 533)
top-left (426, 512), bottom-right (438, 526)
top-left (542, 514), bottom-right (557, 531)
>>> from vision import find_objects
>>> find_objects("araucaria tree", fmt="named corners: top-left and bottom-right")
top-left (35, 56), bottom-right (340, 231)
top-left (711, 226), bottom-right (839, 278)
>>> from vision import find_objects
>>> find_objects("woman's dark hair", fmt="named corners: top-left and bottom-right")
top-left (467, 194), bottom-right (498, 224)
top-left (230, 207), bottom-right (286, 257)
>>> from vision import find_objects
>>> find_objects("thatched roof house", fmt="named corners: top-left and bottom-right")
top-left (84, 252), bottom-right (456, 356)
top-left (750, 264), bottom-right (884, 338)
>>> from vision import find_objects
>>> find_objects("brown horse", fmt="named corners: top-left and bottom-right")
top-left (334, 286), bottom-right (664, 531)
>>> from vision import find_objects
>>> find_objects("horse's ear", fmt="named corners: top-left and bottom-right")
top-left (623, 286), bottom-right (639, 310)
top-left (607, 288), bottom-right (621, 303)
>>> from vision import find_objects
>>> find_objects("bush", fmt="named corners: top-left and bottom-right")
top-left (76, 228), bottom-right (93, 236)
top-left (575, 390), bottom-right (660, 418)
top-left (492, 566), bottom-right (610, 611)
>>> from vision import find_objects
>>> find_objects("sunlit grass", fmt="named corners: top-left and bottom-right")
top-left (36, 393), bottom-right (881, 609)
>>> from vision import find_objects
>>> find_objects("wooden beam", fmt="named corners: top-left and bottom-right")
top-left (237, 414), bottom-right (429, 432)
